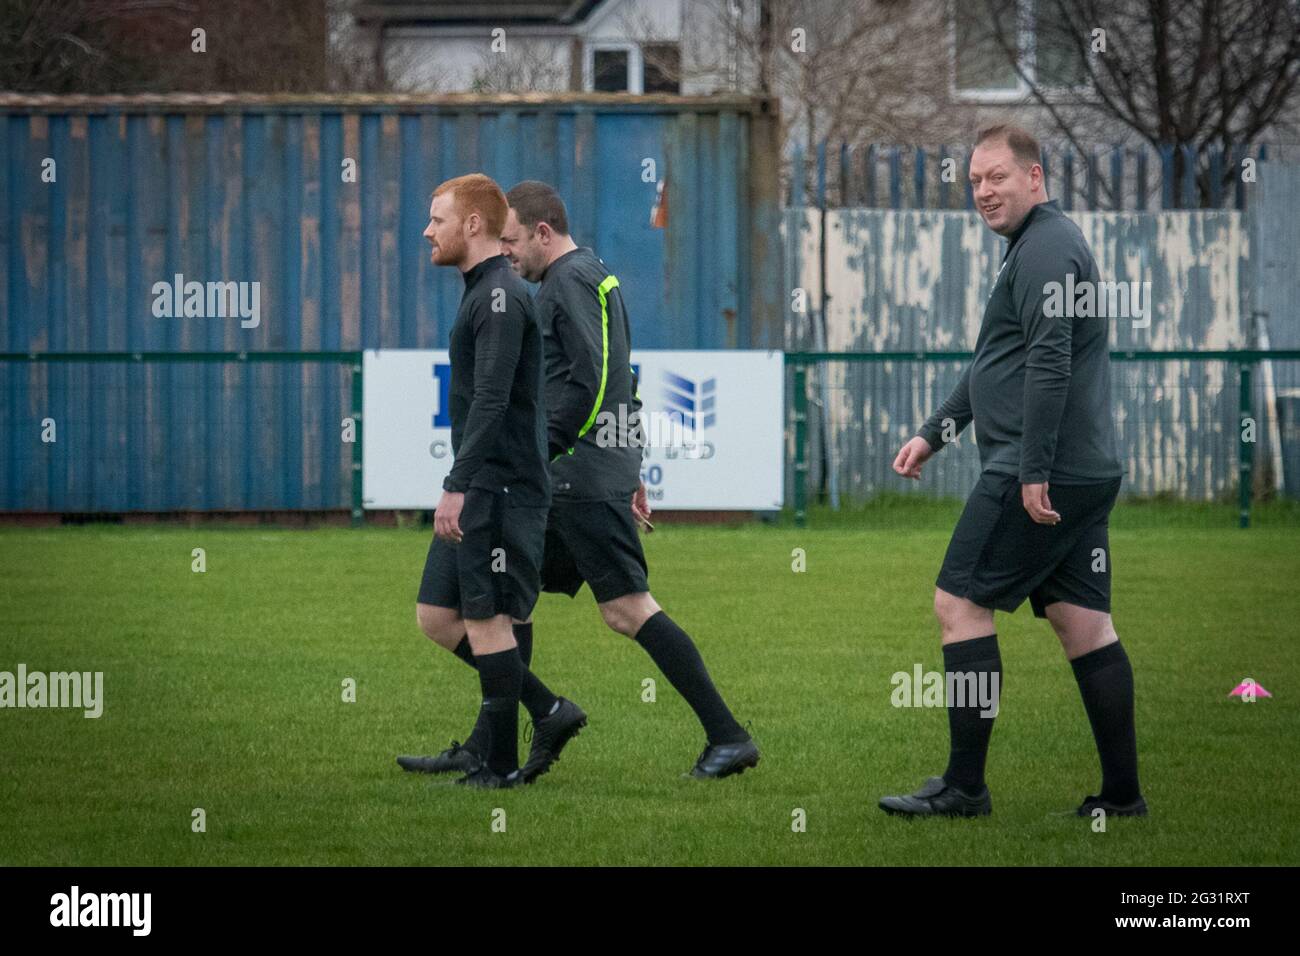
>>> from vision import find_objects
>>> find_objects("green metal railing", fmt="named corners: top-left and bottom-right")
top-left (787, 350), bottom-right (1300, 529)
top-left (9, 348), bottom-right (1300, 529)
top-left (1, 350), bottom-right (365, 526)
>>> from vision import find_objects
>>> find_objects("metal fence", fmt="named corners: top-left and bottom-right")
top-left (788, 350), bottom-right (1300, 528)
top-left (8, 348), bottom-right (1300, 525)
top-left (789, 141), bottom-right (1276, 211)
top-left (0, 351), bottom-right (363, 521)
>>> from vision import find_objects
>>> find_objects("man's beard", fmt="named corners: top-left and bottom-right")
top-left (438, 231), bottom-right (467, 266)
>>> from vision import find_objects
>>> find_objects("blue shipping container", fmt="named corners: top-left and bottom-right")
top-left (0, 93), bottom-right (782, 511)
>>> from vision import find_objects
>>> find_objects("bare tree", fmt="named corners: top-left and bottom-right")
top-left (327, 0), bottom-right (422, 93)
top-left (976, 0), bottom-right (1300, 205)
top-left (467, 37), bottom-right (568, 94)
top-left (1, 0), bottom-right (191, 92)
top-left (0, 0), bottom-right (414, 93)
top-left (623, 0), bottom-right (954, 147)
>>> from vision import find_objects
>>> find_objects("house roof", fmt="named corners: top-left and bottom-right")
top-left (351, 1), bottom-right (607, 27)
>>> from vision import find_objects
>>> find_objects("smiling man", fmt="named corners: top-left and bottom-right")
top-left (880, 125), bottom-right (1143, 819)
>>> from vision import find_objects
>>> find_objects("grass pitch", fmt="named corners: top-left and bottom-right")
top-left (1, 502), bottom-right (1297, 866)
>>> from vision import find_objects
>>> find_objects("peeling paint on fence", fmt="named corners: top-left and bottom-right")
top-left (784, 196), bottom-right (1298, 502)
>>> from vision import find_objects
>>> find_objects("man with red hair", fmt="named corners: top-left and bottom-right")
top-left (398, 173), bottom-right (584, 789)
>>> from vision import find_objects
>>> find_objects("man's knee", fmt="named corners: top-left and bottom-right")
top-left (933, 588), bottom-right (994, 640)
top-left (1045, 602), bottom-right (1117, 657)
top-left (464, 613), bottom-right (516, 653)
top-left (1043, 602), bottom-right (1069, 635)
top-left (933, 589), bottom-right (952, 624)
top-left (934, 588), bottom-right (973, 626)
top-left (599, 592), bottom-right (660, 637)
top-left (416, 603), bottom-right (463, 649)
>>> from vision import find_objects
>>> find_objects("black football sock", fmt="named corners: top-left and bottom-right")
top-left (474, 647), bottom-right (523, 777)
top-left (513, 621), bottom-right (534, 667)
top-left (512, 621), bottom-right (558, 720)
top-left (1071, 641), bottom-right (1141, 804)
top-left (941, 634), bottom-right (1001, 796)
top-left (454, 634), bottom-right (555, 747)
top-left (452, 635), bottom-right (476, 667)
top-left (634, 611), bottom-right (747, 745)
top-left (451, 637), bottom-right (491, 756)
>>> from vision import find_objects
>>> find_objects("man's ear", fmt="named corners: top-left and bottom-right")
top-left (536, 221), bottom-right (552, 245)
top-left (464, 211), bottom-right (480, 237)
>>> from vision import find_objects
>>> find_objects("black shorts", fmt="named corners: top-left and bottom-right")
top-left (417, 488), bottom-right (548, 621)
top-left (936, 471), bottom-right (1122, 618)
top-left (541, 498), bottom-right (650, 604)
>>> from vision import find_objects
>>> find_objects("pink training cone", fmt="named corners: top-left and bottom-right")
top-left (1229, 681), bottom-right (1273, 698)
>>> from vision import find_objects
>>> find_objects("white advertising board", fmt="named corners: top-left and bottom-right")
top-left (362, 349), bottom-right (784, 511)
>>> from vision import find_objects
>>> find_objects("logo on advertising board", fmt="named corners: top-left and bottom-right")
top-left (661, 371), bottom-right (717, 431)
top-left (432, 363), bottom-right (450, 428)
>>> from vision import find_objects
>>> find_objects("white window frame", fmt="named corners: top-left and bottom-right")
top-left (949, 0), bottom-right (1094, 104)
top-left (585, 41), bottom-right (641, 93)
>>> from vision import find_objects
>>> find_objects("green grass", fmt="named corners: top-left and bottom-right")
top-left (1, 507), bottom-right (1297, 866)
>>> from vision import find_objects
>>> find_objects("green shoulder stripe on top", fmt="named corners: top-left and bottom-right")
top-left (572, 274), bottom-right (619, 449)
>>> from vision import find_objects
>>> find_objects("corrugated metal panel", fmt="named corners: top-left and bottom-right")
top-left (785, 206), bottom-right (1260, 501)
top-left (0, 359), bottom-right (353, 512)
top-left (1253, 162), bottom-right (1300, 349)
top-left (0, 95), bottom-right (781, 511)
top-left (1249, 162), bottom-right (1300, 496)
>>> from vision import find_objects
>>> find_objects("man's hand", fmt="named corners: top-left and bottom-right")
top-left (892, 436), bottom-right (934, 480)
top-left (632, 481), bottom-right (654, 532)
top-left (434, 490), bottom-right (465, 542)
top-left (1021, 482), bottom-right (1061, 525)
